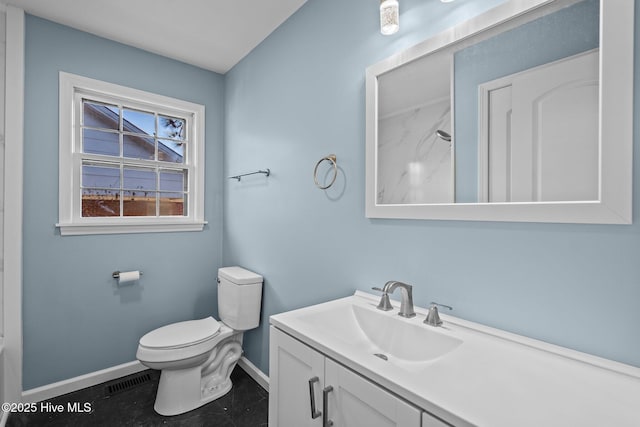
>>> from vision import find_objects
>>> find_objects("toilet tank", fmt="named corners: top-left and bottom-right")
top-left (217, 266), bottom-right (263, 331)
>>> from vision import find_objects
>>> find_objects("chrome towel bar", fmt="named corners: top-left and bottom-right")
top-left (228, 169), bottom-right (271, 182)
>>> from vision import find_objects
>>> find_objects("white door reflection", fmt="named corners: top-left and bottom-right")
top-left (479, 50), bottom-right (598, 202)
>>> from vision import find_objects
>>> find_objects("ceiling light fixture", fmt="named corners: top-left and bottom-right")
top-left (380, 0), bottom-right (400, 35)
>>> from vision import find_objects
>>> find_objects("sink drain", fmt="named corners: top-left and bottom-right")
top-left (374, 353), bottom-right (388, 361)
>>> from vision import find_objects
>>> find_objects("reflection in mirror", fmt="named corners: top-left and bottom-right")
top-left (366, 0), bottom-right (633, 223)
top-left (377, 0), bottom-right (599, 205)
top-left (377, 48), bottom-right (453, 204)
top-left (476, 50), bottom-right (598, 203)
top-left (456, 0), bottom-right (599, 203)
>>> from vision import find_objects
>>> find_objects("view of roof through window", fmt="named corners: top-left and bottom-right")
top-left (83, 102), bottom-right (185, 162)
top-left (81, 100), bottom-right (189, 217)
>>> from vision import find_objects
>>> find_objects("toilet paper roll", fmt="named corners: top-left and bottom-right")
top-left (118, 270), bottom-right (140, 284)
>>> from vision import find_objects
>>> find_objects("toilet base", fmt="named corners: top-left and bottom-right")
top-left (152, 333), bottom-right (243, 416)
top-left (153, 368), bottom-right (234, 416)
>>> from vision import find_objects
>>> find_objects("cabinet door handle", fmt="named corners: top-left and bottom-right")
top-left (308, 376), bottom-right (322, 419)
top-left (323, 385), bottom-right (334, 427)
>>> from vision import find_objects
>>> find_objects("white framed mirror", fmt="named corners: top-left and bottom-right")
top-left (365, 0), bottom-right (633, 224)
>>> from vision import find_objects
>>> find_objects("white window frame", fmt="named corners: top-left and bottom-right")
top-left (57, 72), bottom-right (206, 235)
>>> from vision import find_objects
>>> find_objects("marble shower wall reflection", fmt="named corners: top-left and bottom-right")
top-left (377, 99), bottom-right (453, 204)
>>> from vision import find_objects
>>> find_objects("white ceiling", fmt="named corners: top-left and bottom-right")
top-left (7, 0), bottom-right (307, 74)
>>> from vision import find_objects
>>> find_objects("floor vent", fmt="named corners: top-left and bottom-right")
top-left (105, 372), bottom-right (152, 396)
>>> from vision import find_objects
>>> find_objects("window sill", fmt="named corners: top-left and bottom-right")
top-left (56, 220), bottom-right (207, 236)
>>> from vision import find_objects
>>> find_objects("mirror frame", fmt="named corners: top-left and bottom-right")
top-left (365, 0), bottom-right (633, 224)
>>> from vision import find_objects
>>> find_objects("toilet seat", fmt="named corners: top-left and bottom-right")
top-left (136, 317), bottom-right (231, 366)
top-left (140, 317), bottom-right (221, 350)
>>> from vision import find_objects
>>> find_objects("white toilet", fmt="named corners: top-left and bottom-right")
top-left (136, 266), bottom-right (263, 416)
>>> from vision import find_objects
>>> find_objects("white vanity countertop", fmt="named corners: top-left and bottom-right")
top-left (270, 291), bottom-right (640, 427)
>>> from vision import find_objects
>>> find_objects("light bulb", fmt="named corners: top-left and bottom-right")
top-left (380, 0), bottom-right (399, 35)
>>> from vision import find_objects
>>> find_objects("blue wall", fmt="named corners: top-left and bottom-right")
top-left (23, 16), bottom-right (225, 389)
top-left (225, 0), bottom-right (640, 375)
top-left (22, 0), bottom-right (640, 390)
top-left (454, 0), bottom-right (599, 201)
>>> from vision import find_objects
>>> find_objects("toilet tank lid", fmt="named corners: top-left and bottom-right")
top-left (218, 266), bottom-right (263, 285)
top-left (139, 317), bottom-right (220, 349)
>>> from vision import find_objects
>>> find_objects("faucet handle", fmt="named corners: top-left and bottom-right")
top-left (430, 302), bottom-right (452, 311)
top-left (371, 287), bottom-right (393, 311)
top-left (424, 302), bottom-right (452, 327)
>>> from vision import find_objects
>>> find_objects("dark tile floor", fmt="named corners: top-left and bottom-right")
top-left (7, 366), bottom-right (268, 426)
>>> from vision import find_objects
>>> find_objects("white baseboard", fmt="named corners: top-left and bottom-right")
top-left (22, 360), bottom-right (147, 403)
top-left (20, 357), bottom-right (268, 404)
top-left (237, 356), bottom-right (269, 392)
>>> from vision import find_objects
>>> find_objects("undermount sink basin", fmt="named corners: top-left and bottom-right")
top-left (292, 294), bottom-right (463, 364)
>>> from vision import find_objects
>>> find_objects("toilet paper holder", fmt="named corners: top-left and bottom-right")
top-left (112, 270), bottom-right (144, 279)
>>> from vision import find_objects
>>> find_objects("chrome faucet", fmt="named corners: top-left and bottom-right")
top-left (371, 286), bottom-right (393, 311)
top-left (424, 302), bottom-right (453, 327)
top-left (380, 281), bottom-right (415, 318)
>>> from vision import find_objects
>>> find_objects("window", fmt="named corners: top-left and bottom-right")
top-left (58, 72), bottom-right (206, 235)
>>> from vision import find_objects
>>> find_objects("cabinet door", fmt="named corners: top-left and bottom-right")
top-left (324, 358), bottom-right (421, 427)
top-left (269, 327), bottom-right (325, 427)
top-left (422, 412), bottom-right (451, 427)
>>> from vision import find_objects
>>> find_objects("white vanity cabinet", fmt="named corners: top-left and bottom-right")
top-left (324, 358), bottom-right (421, 426)
top-left (269, 326), bottom-right (441, 427)
top-left (269, 326), bottom-right (324, 426)
top-left (422, 412), bottom-right (450, 427)
top-left (269, 292), bottom-right (640, 426)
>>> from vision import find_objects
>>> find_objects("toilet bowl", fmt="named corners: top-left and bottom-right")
top-left (136, 266), bottom-right (263, 416)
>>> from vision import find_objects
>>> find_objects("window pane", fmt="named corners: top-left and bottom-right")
top-left (123, 108), bottom-right (155, 135)
top-left (123, 191), bottom-right (156, 217)
top-left (123, 167), bottom-right (156, 191)
top-left (160, 192), bottom-right (186, 216)
top-left (158, 115), bottom-right (185, 140)
top-left (124, 134), bottom-right (155, 160)
top-left (83, 129), bottom-right (119, 156)
top-left (159, 170), bottom-right (186, 192)
top-left (83, 100), bottom-right (119, 130)
top-left (158, 139), bottom-right (184, 163)
top-left (82, 189), bottom-right (120, 217)
top-left (82, 163), bottom-right (120, 189)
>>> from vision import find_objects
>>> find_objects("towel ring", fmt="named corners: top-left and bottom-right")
top-left (314, 155), bottom-right (337, 190)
